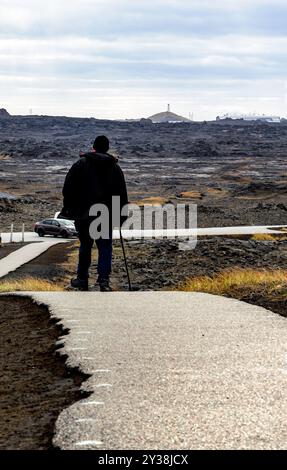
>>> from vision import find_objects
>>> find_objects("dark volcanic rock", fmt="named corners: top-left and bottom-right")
top-left (0, 108), bottom-right (10, 119)
top-left (233, 182), bottom-right (287, 197)
top-left (0, 192), bottom-right (17, 201)
top-left (108, 236), bottom-right (287, 292)
top-left (139, 118), bottom-right (153, 127)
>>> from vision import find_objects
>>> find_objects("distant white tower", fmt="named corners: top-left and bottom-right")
top-left (167, 104), bottom-right (170, 112)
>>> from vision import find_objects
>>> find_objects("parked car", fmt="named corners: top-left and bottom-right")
top-left (34, 218), bottom-right (78, 238)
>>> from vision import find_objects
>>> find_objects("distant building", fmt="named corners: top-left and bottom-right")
top-left (216, 113), bottom-right (281, 123)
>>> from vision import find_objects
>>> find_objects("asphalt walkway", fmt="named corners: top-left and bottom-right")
top-left (0, 241), bottom-right (66, 278)
top-left (11, 291), bottom-right (287, 450)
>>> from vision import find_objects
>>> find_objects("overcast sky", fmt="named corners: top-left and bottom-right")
top-left (0, 0), bottom-right (286, 120)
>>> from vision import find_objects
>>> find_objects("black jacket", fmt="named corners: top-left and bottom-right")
top-left (62, 152), bottom-right (128, 226)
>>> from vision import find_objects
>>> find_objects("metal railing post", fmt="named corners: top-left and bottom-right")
top-left (10, 223), bottom-right (14, 243)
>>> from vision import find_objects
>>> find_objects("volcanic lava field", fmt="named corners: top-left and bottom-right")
top-left (1, 115), bottom-right (287, 231)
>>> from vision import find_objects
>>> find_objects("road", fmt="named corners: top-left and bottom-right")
top-left (10, 291), bottom-right (287, 450)
top-left (1, 224), bottom-right (287, 243)
top-left (0, 241), bottom-right (67, 278)
top-left (0, 232), bottom-right (71, 244)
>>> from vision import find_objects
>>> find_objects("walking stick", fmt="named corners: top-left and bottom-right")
top-left (119, 228), bottom-right (132, 291)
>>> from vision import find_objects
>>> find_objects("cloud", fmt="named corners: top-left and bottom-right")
top-left (1, 0), bottom-right (287, 38)
top-left (0, 34), bottom-right (285, 80)
top-left (0, 0), bottom-right (286, 119)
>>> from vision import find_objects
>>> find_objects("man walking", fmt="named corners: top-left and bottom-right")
top-left (62, 135), bottom-right (128, 291)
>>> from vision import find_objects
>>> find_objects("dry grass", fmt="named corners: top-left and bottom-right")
top-left (207, 188), bottom-right (228, 197)
top-left (0, 242), bottom-right (78, 293)
top-left (0, 154), bottom-right (11, 161)
top-left (251, 233), bottom-right (277, 241)
top-left (178, 191), bottom-right (202, 199)
top-left (0, 277), bottom-right (64, 292)
top-left (176, 268), bottom-right (287, 297)
top-left (61, 241), bottom-right (79, 269)
top-left (251, 233), bottom-right (287, 241)
top-left (137, 196), bottom-right (170, 206)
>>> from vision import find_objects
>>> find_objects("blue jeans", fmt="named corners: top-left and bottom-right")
top-left (75, 220), bottom-right (113, 281)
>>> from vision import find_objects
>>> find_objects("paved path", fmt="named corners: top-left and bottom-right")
top-left (0, 241), bottom-right (67, 278)
top-left (1, 224), bottom-right (287, 244)
top-left (0, 232), bottom-right (71, 244)
top-left (11, 291), bottom-right (287, 450)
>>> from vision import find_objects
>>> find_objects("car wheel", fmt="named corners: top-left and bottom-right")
top-left (38, 228), bottom-right (45, 237)
top-left (60, 230), bottom-right (69, 238)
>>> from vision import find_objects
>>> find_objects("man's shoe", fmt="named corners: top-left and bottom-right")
top-left (70, 278), bottom-right (89, 291)
top-left (98, 277), bottom-right (112, 292)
